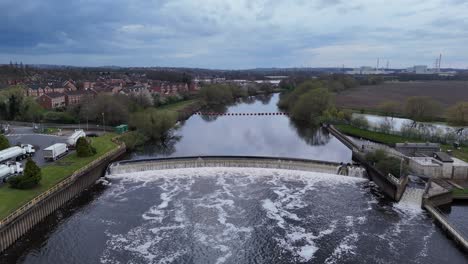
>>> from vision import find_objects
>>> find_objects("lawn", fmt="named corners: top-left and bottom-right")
top-left (0, 133), bottom-right (119, 219)
top-left (453, 188), bottom-right (468, 197)
top-left (334, 124), bottom-right (424, 146)
top-left (335, 124), bottom-right (468, 162)
top-left (156, 99), bottom-right (201, 112)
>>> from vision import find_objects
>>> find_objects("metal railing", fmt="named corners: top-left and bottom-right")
top-left (0, 137), bottom-right (125, 228)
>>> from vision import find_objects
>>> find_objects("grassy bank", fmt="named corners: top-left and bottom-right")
top-left (156, 99), bottom-right (200, 112)
top-left (453, 188), bottom-right (468, 197)
top-left (0, 134), bottom-right (119, 219)
top-left (335, 124), bottom-right (468, 162)
top-left (334, 124), bottom-right (424, 145)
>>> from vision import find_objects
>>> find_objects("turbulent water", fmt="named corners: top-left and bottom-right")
top-left (2, 94), bottom-right (468, 263)
top-left (7, 167), bottom-right (466, 263)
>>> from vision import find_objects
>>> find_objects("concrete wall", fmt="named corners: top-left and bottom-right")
top-left (0, 147), bottom-right (125, 253)
top-left (409, 158), bottom-right (443, 178)
top-left (109, 156), bottom-right (341, 176)
top-left (325, 125), bottom-right (407, 202)
top-left (453, 166), bottom-right (468, 180)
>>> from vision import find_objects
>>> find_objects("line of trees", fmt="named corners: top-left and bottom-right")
top-left (378, 97), bottom-right (468, 125)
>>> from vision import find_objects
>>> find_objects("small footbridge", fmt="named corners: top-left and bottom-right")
top-left (325, 124), bottom-right (409, 202)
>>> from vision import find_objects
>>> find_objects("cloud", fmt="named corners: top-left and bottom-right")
top-left (0, 0), bottom-right (467, 68)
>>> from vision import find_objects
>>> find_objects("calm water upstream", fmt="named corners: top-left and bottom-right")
top-left (1, 93), bottom-right (467, 263)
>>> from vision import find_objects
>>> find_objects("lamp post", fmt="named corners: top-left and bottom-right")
top-left (102, 112), bottom-right (105, 133)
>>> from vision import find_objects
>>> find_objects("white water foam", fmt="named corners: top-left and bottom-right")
top-left (101, 167), bottom-right (368, 263)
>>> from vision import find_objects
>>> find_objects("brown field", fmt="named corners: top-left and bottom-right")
top-left (335, 81), bottom-right (468, 113)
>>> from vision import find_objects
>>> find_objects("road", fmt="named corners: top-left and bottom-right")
top-left (5, 126), bottom-right (68, 167)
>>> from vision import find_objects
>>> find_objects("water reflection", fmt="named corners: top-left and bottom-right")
top-left (354, 113), bottom-right (468, 144)
top-left (257, 93), bottom-right (273, 105)
top-left (289, 120), bottom-right (332, 146)
top-left (133, 93), bottom-right (352, 163)
top-left (138, 135), bottom-right (181, 156)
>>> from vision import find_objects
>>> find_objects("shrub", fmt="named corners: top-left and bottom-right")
top-left (43, 111), bottom-right (77, 124)
top-left (447, 102), bottom-right (468, 126)
top-left (350, 116), bottom-right (369, 129)
top-left (0, 134), bottom-right (9, 150)
top-left (365, 150), bottom-right (408, 177)
top-left (76, 137), bottom-right (96, 157)
top-left (404, 96), bottom-right (441, 121)
top-left (9, 159), bottom-right (42, 189)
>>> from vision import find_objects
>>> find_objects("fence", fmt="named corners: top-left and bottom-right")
top-left (0, 137), bottom-right (125, 229)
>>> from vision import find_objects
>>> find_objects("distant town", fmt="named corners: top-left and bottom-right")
top-left (1, 61), bottom-right (467, 111)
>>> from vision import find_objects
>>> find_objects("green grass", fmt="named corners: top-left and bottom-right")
top-left (334, 124), bottom-right (424, 146)
top-left (0, 134), bottom-right (118, 219)
top-left (43, 127), bottom-right (60, 134)
top-left (335, 124), bottom-right (468, 162)
top-left (453, 188), bottom-right (468, 197)
top-left (156, 99), bottom-right (200, 112)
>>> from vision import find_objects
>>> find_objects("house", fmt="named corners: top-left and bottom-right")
top-left (37, 92), bottom-right (66, 109)
top-left (65, 90), bottom-right (97, 106)
top-left (63, 80), bottom-right (77, 91)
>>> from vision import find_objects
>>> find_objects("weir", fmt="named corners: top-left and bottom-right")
top-left (325, 124), bottom-right (409, 201)
top-left (108, 156), bottom-right (356, 176)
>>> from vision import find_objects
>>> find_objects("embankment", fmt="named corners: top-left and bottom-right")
top-left (0, 140), bottom-right (126, 253)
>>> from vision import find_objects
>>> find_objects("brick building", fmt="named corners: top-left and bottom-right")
top-left (37, 92), bottom-right (66, 110)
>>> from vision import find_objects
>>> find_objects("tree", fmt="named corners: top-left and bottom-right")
top-left (404, 96), bottom-right (440, 121)
top-left (129, 110), bottom-right (177, 141)
top-left (0, 134), bottom-right (10, 150)
top-left (81, 94), bottom-right (130, 125)
top-left (199, 84), bottom-right (234, 105)
top-left (290, 87), bottom-right (333, 124)
top-left (447, 102), bottom-right (468, 126)
top-left (379, 101), bottom-right (400, 118)
top-left (9, 159), bottom-right (42, 189)
top-left (76, 137), bottom-right (96, 157)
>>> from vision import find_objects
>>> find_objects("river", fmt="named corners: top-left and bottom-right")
top-left (1, 93), bottom-right (467, 263)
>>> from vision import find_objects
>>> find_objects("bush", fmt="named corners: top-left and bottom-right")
top-left (43, 111), bottom-right (77, 124)
top-left (0, 134), bottom-right (9, 150)
top-left (404, 96), bottom-right (441, 121)
top-left (350, 116), bottom-right (369, 129)
top-left (447, 102), bottom-right (468, 126)
top-left (9, 159), bottom-right (42, 189)
top-left (76, 137), bottom-right (96, 157)
top-left (365, 150), bottom-right (408, 177)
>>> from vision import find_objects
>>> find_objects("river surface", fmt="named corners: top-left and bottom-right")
top-left (353, 113), bottom-right (467, 142)
top-left (1, 93), bottom-right (468, 263)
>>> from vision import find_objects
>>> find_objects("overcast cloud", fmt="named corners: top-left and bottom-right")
top-left (1, 0), bottom-right (467, 68)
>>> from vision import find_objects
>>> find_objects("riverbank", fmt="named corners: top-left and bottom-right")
top-left (335, 124), bottom-right (468, 162)
top-left (0, 133), bottom-right (120, 219)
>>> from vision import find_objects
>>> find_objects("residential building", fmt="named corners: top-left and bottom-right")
top-left (65, 90), bottom-right (97, 106)
top-left (37, 92), bottom-right (66, 109)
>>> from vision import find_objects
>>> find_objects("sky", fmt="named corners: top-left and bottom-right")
top-left (1, 0), bottom-right (468, 69)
